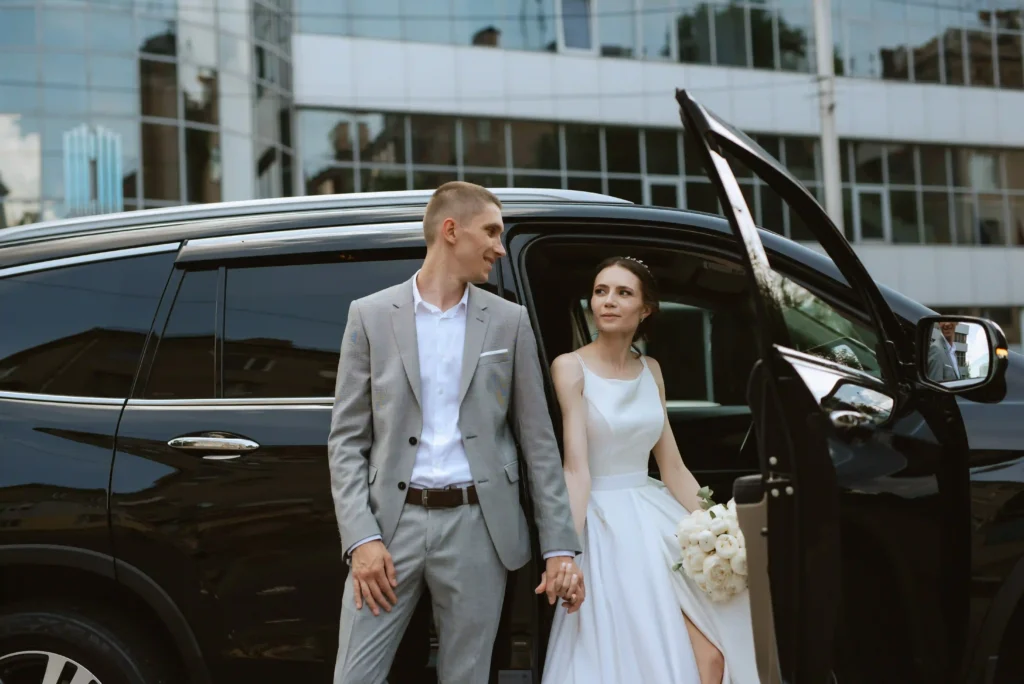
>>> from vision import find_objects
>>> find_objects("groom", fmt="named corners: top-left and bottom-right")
top-left (328, 181), bottom-right (584, 683)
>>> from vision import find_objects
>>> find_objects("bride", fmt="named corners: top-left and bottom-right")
top-left (538, 256), bottom-right (759, 683)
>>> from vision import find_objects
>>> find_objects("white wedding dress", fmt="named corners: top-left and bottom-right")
top-left (541, 353), bottom-right (759, 683)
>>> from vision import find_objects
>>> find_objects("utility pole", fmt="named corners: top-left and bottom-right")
top-left (812, 0), bottom-right (843, 233)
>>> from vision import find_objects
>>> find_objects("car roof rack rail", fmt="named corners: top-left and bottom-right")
top-left (1, 188), bottom-right (631, 246)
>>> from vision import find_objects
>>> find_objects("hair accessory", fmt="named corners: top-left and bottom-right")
top-left (623, 256), bottom-right (651, 272)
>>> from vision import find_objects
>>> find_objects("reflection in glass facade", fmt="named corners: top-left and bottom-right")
top-left (299, 109), bottom-right (1024, 248)
top-left (296, 0), bottom-right (816, 72)
top-left (834, 0), bottom-right (1023, 88)
top-left (0, 0), bottom-right (293, 229)
top-left (293, 0), bottom-right (1023, 84)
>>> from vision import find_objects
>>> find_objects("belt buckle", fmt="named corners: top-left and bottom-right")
top-left (421, 489), bottom-right (430, 508)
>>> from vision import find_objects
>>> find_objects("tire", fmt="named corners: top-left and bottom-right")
top-left (0, 602), bottom-right (179, 684)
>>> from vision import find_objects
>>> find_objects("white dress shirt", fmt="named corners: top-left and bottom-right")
top-left (946, 337), bottom-right (960, 378)
top-left (409, 277), bottom-right (474, 488)
top-left (348, 274), bottom-right (574, 562)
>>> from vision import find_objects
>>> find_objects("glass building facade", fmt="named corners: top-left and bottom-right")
top-left (0, 0), bottom-right (293, 229)
top-left (295, 0), bottom-right (1023, 87)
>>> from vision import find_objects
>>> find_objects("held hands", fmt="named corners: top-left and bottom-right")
top-left (350, 540), bottom-right (398, 616)
top-left (535, 556), bottom-right (585, 614)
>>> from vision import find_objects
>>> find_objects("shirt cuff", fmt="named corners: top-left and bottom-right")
top-left (543, 550), bottom-right (578, 560)
top-left (347, 534), bottom-right (382, 557)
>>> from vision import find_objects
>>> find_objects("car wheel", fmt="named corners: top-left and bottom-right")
top-left (0, 602), bottom-right (178, 684)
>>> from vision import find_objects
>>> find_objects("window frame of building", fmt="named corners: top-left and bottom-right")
top-left (555, 0), bottom-right (599, 55)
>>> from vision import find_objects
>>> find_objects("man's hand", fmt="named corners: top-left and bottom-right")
top-left (534, 556), bottom-right (585, 614)
top-left (350, 540), bottom-right (398, 616)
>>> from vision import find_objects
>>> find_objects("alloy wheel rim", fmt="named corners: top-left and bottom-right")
top-left (0, 650), bottom-right (101, 684)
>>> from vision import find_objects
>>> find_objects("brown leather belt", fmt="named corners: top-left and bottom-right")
top-left (406, 485), bottom-right (479, 508)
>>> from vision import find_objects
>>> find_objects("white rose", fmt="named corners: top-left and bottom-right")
top-left (691, 510), bottom-right (711, 530)
top-left (709, 517), bottom-right (730, 536)
top-left (692, 572), bottom-right (708, 592)
top-left (709, 504), bottom-right (728, 520)
top-left (688, 531), bottom-right (703, 547)
top-left (696, 529), bottom-right (717, 553)
top-left (714, 533), bottom-right (740, 560)
top-left (703, 554), bottom-right (732, 590)
top-left (677, 517), bottom-right (701, 541)
top-left (685, 546), bottom-right (707, 575)
top-left (727, 517), bottom-right (742, 538)
top-left (726, 572), bottom-right (747, 596)
top-left (730, 548), bottom-right (747, 576)
top-left (727, 498), bottom-right (736, 513)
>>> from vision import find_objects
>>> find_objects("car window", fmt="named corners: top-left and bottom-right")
top-left (222, 257), bottom-right (422, 399)
top-left (0, 252), bottom-right (174, 398)
top-left (775, 275), bottom-right (882, 378)
top-left (145, 268), bottom-right (218, 399)
top-left (578, 298), bottom-right (754, 409)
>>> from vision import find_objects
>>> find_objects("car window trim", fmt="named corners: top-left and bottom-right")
top-left (0, 390), bottom-right (126, 406)
top-left (0, 242), bottom-right (181, 279)
top-left (126, 397), bottom-right (332, 408)
top-left (176, 222), bottom-right (425, 263)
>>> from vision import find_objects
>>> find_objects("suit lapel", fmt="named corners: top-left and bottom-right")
top-left (458, 285), bottom-right (490, 406)
top-left (391, 281), bottom-right (422, 407)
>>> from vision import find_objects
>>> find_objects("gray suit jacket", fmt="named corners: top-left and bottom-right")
top-left (927, 333), bottom-right (960, 382)
top-left (328, 276), bottom-right (581, 570)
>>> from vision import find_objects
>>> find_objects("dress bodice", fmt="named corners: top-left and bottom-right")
top-left (574, 352), bottom-right (665, 478)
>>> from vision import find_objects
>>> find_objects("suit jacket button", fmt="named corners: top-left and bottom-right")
top-left (409, 436), bottom-right (418, 445)
top-left (398, 482), bottom-right (407, 490)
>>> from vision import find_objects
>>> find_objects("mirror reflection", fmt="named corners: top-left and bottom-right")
top-left (925, 319), bottom-right (991, 386)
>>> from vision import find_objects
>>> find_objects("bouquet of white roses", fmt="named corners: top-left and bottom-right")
top-left (672, 486), bottom-right (748, 603)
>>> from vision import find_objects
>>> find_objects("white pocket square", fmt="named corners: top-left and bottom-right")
top-left (480, 348), bottom-right (508, 357)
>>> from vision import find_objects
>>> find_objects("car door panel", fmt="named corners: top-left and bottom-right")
top-left (674, 88), bottom-right (968, 682)
top-left (111, 400), bottom-right (340, 683)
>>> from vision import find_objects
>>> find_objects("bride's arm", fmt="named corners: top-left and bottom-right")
top-left (550, 354), bottom-right (591, 539)
top-left (646, 357), bottom-right (704, 513)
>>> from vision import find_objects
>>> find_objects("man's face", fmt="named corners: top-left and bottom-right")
top-left (940, 321), bottom-right (956, 341)
top-left (451, 203), bottom-right (506, 284)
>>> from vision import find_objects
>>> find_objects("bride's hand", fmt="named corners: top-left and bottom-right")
top-left (535, 560), bottom-right (586, 614)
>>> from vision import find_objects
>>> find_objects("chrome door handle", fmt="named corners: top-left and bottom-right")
top-left (167, 434), bottom-right (259, 460)
top-left (829, 410), bottom-right (871, 430)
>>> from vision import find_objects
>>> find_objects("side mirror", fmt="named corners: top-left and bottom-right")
top-left (916, 315), bottom-right (1009, 393)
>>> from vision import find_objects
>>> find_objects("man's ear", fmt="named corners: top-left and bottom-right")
top-left (440, 217), bottom-right (458, 245)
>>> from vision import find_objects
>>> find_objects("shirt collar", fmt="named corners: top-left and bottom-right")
top-left (411, 270), bottom-right (469, 315)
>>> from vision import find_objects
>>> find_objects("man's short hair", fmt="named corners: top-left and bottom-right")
top-left (422, 181), bottom-right (502, 245)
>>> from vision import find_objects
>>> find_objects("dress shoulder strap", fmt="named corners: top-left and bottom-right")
top-left (571, 351), bottom-right (587, 371)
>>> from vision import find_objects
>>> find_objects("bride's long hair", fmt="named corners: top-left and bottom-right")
top-left (589, 256), bottom-right (661, 345)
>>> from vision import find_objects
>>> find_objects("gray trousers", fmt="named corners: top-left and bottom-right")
top-left (334, 502), bottom-right (508, 684)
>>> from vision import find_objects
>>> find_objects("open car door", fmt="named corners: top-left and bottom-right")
top-left (674, 89), bottom-right (912, 683)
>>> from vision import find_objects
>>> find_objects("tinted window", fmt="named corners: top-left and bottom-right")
top-left (222, 257), bottom-right (422, 398)
top-left (0, 252), bottom-right (174, 398)
top-left (578, 299), bottom-right (755, 409)
top-left (775, 277), bottom-right (881, 378)
top-left (145, 268), bottom-right (218, 399)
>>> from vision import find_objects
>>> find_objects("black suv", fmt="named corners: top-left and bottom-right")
top-left (1, 93), bottom-right (1022, 684)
